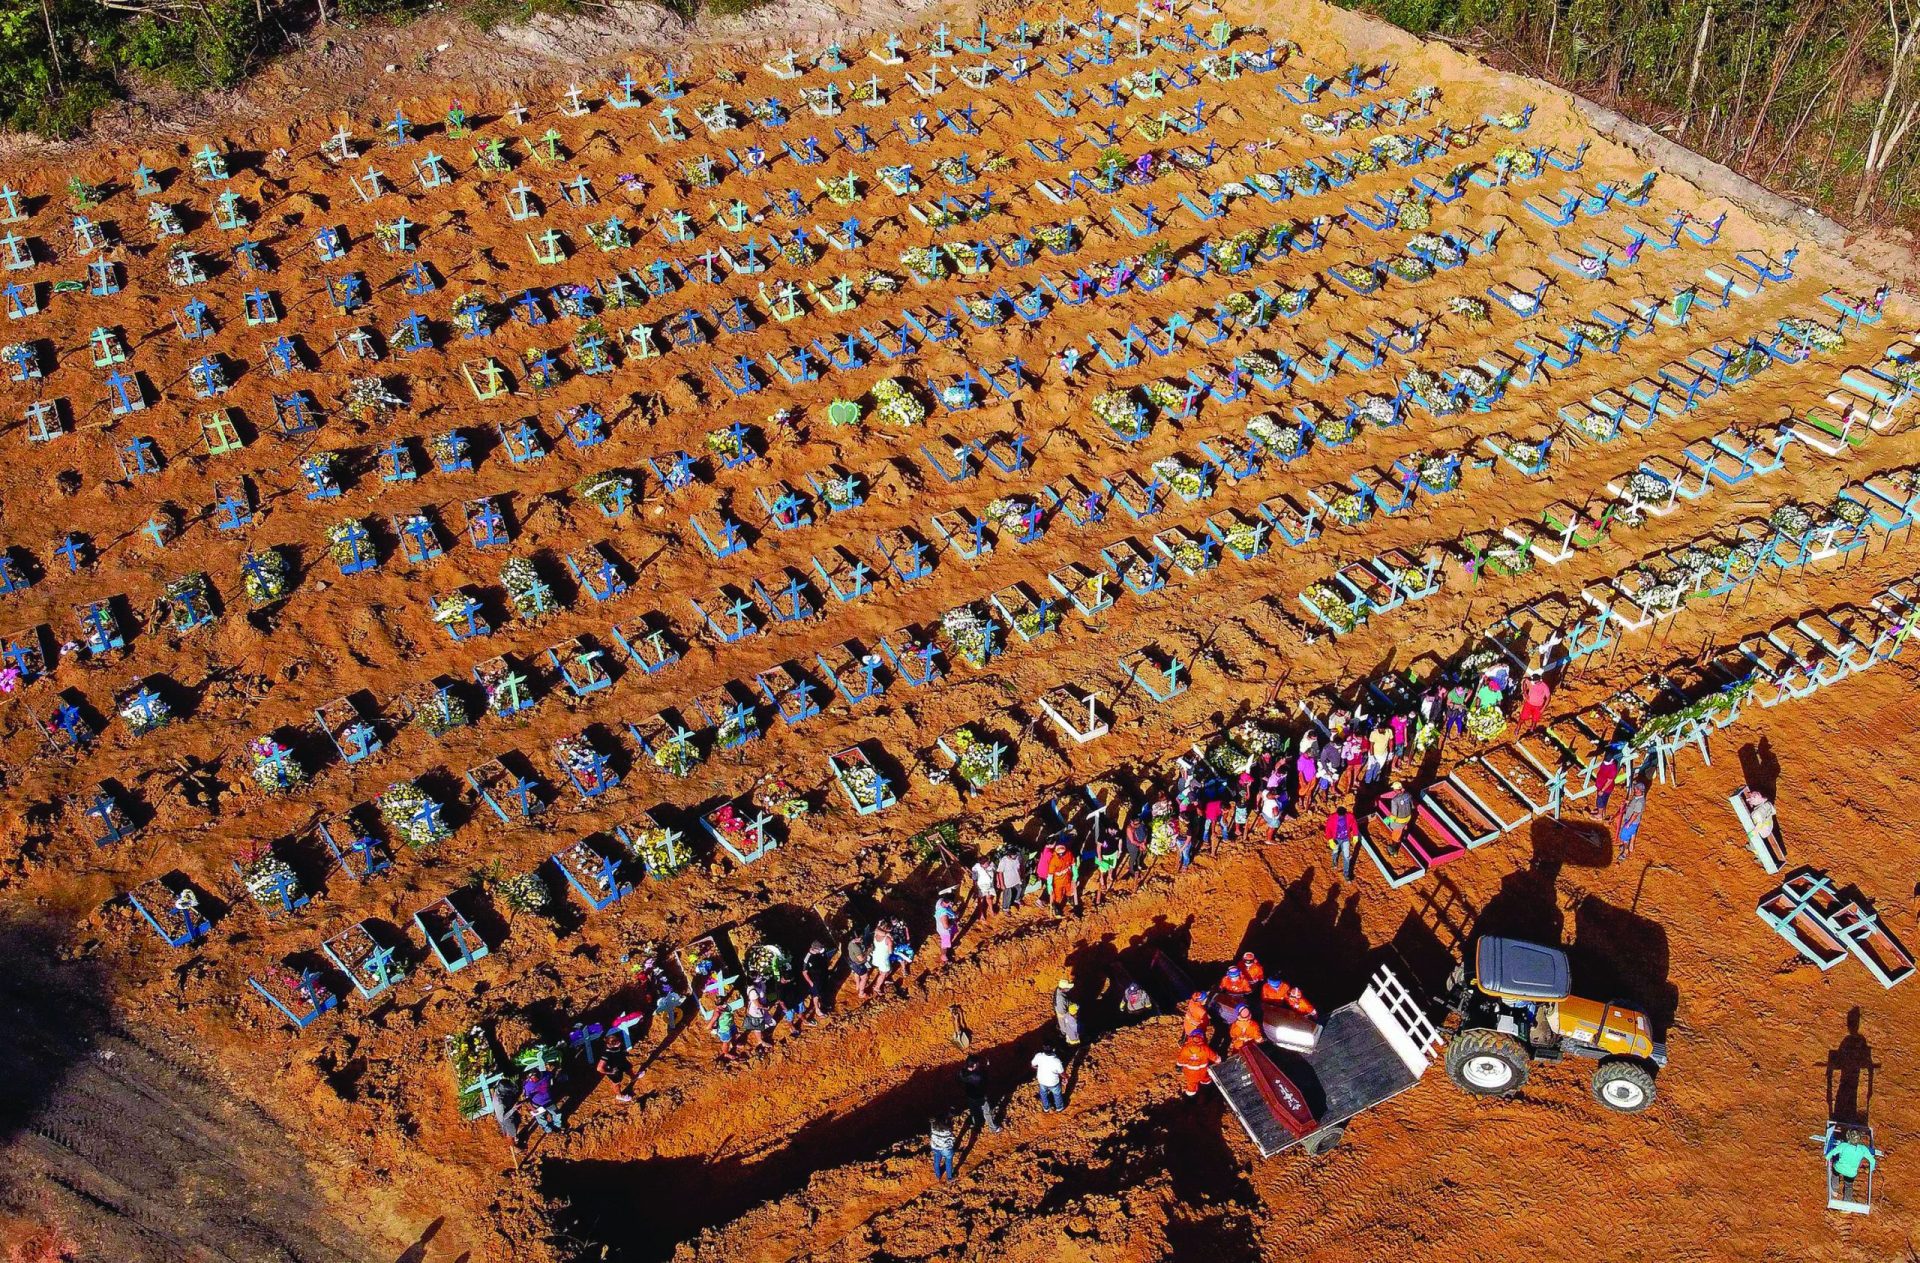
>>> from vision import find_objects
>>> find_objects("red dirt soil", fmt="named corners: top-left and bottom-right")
top-left (0, 0), bottom-right (1916, 1260)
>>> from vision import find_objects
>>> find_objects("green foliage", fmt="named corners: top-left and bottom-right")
top-left (465, 0), bottom-right (576, 31)
top-left (1338, 0), bottom-right (1917, 226)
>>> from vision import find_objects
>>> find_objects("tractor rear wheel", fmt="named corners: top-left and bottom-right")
top-left (1592, 1059), bottom-right (1657, 1113)
top-left (1445, 1028), bottom-right (1530, 1096)
top-left (1302, 1126), bottom-right (1345, 1156)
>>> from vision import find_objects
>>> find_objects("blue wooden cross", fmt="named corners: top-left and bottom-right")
top-left (214, 487), bottom-right (251, 530)
top-left (469, 501), bottom-right (507, 548)
top-left (54, 534), bottom-right (86, 572)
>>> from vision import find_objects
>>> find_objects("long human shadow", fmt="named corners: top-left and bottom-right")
top-left (546, 1014), bottom-right (1061, 1261)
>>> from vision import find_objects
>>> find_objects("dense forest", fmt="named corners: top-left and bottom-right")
top-left (1343, 0), bottom-right (1920, 224)
top-left (2, 0), bottom-right (1916, 228)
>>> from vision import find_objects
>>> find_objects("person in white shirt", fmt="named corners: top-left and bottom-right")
top-left (1031, 1045), bottom-right (1067, 1113)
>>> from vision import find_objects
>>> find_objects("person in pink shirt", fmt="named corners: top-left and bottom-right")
top-left (1296, 743), bottom-right (1319, 807)
top-left (1515, 673), bottom-right (1552, 730)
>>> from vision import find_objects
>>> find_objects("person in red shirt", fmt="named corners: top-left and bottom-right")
top-left (1228, 1005), bottom-right (1263, 1052)
top-left (1218, 964), bottom-right (1253, 998)
top-left (1515, 673), bottom-right (1552, 730)
top-left (1325, 807), bottom-right (1360, 875)
top-left (1176, 1035), bottom-right (1221, 1096)
top-left (1593, 748), bottom-right (1622, 813)
top-left (1280, 984), bottom-right (1318, 1020)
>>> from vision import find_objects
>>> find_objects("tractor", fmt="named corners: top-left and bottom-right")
top-left (1443, 936), bottom-right (1667, 1113)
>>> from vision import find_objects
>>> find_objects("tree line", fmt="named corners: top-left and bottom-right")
top-left (1340, 0), bottom-right (1920, 225)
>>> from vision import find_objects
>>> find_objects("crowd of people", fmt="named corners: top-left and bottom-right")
top-left (479, 656), bottom-right (1657, 1153)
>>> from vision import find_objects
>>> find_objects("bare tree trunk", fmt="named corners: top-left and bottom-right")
top-left (1681, 2), bottom-right (1713, 139)
top-left (1741, 5), bottom-right (1820, 165)
top-left (1855, 0), bottom-right (1920, 217)
top-left (39, 0), bottom-right (64, 82)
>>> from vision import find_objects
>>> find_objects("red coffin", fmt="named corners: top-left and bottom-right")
top-left (1238, 1043), bottom-right (1318, 1139)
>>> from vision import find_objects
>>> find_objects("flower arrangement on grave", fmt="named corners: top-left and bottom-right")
top-left (1622, 470), bottom-right (1669, 505)
top-left (428, 429), bottom-right (467, 466)
top-left (1490, 110), bottom-right (1529, 129)
top-left (900, 246), bottom-right (944, 281)
top-left (447, 1027), bottom-right (501, 1117)
top-left (778, 236), bottom-right (812, 267)
top-left (1565, 406), bottom-right (1616, 442)
top-left (1275, 285), bottom-right (1311, 316)
top-left (1493, 144), bottom-right (1538, 175)
top-left (161, 574), bottom-right (212, 632)
top-left (380, 780), bottom-right (449, 848)
top-left (1633, 569), bottom-right (1690, 614)
top-left (1139, 242), bottom-right (1172, 287)
top-left (858, 268), bottom-right (900, 295)
top-left (555, 735), bottom-right (606, 790)
top-left (1247, 413), bottom-right (1304, 456)
top-left (1386, 254), bottom-right (1434, 282)
top-left (241, 548), bottom-right (292, 606)
top-left (522, 347), bottom-right (560, 391)
top-left (1483, 538), bottom-right (1534, 577)
top-left (1221, 520), bottom-right (1264, 557)
top-left (326, 519), bottom-right (368, 567)
top-left (949, 726), bottom-right (1004, 789)
top-left (1418, 453), bottom-right (1456, 488)
top-left (717, 706), bottom-right (759, 747)
top-left (1351, 148), bottom-right (1385, 174)
top-left (1834, 496), bottom-right (1871, 528)
top-left (707, 802), bottom-right (756, 848)
top-left (985, 497), bottom-right (1030, 533)
top-left (1567, 318), bottom-right (1611, 346)
top-left (651, 731), bottom-right (700, 777)
top-left (821, 473), bottom-right (860, 510)
top-left (1448, 294), bottom-right (1490, 322)
top-left (238, 843), bottom-right (298, 907)
top-left (704, 425), bottom-right (744, 460)
top-left (120, 688), bottom-right (172, 736)
top-left (1135, 381), bottom-right (1185, 416)
top-left (1401, 368), bottom-right (1452, 413)
top-left (1221, 291), bottom-right (1257, 320)
top-left (1250, 171), bottom-right (1288, 196)
top-left (753, 774), bottom-right (809, 822)
top-left (682, 157), bottom-right (721, 188)
top-left (248, 736), bottom-right (307, 795)
top-left (909, 819), bottom-right (959, 866)
top-left (1150, 457), bottom-right (1208, 500)
top-left (742, 936), bottom-right (791, 982)
top-left (494, 868), bottom-right (551, 913)
top-left (1726, 343), bottom-right (1771, 378)
top-left (1777, 316), bottom-right (1843, 352)
top-left (872, 378), bottom-right (926, 428)
top-left (1410, 233), bottom-right (1464, 268)
top-left (1300, 112), bottom-right (1340, 137)
top-left (1330, 262), bottom-right (1377, 290)
top-left (941, 606), bottom-right (993, 667)
top-left (1031, 222), bottom-right (1075, 252)
top-left (1375, 134), bottom-right (1418, 164)
top-left (1215, 227), bottom-right (1262, 260)
top-left (344, 376), bottom-right (403, 423)
top-left (1093, 388), bottom-right (1149, 439)
top-left (624, 820), bottom-right (689, 875)
top-left (1170, 147), bottom-right (1211, 171)
top-left (839, 758), bottom-right (887, 810)
top-left (1133, 115), bottom-right (1170, 141)
top-left (500, 556), bottom-right (550, 620)
top-left (1465, 700), bottom-right (1509, 741)
top-left (1148, 813), bottom-right (1178, 856)
top-left (1231, 718), bottom-right (1284, 757)
top-left (1303, 580), bottom-right (1363, 631)
top-left (586, 219), bottom-right (628, 251)
top-left (1170, 535), bottom-right (1211, 571)
top-left (1012, 601), bottom-right (1058, 638)
top-left (574, 471), bottom-right (634, 514)
top-left (415, 690), bottom-right (470, 737)
top-left (1316, 409), bottom-right (1359, 445)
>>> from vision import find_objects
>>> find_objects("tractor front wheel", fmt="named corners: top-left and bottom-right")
top-left (1592, 1058), bottom-right (1657, 1113)
top-left (1302, 1126), bottom-right (1345, 1156)
top-left (1445, 1028), bottom-right (1530, 1096)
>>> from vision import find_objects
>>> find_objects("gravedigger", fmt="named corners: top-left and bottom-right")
top-left (1443, 936), bottom-right (1667, 1113)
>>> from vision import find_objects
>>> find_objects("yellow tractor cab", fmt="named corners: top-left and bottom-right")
top-left (1445, 936), bottom-right (1668, 1113)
